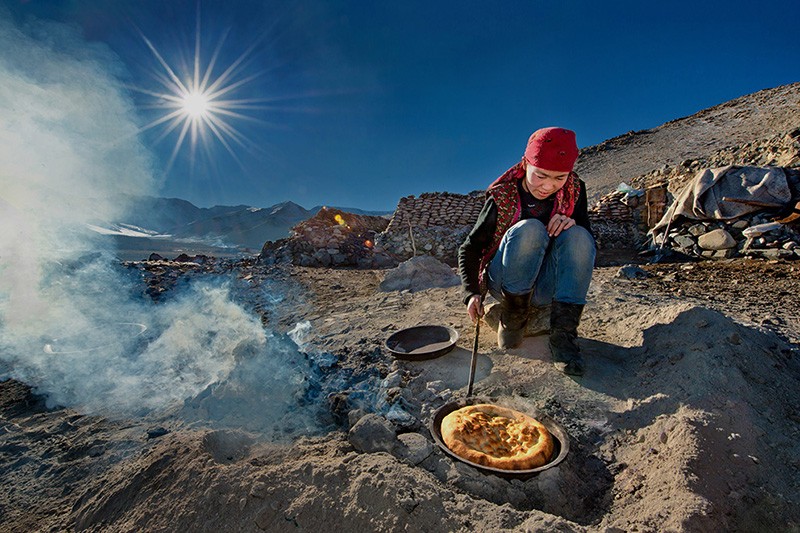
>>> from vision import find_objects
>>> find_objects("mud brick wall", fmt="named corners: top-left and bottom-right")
top-left (588, 190), bottom-right (645, 250)
top-left (377, 191), bottom-right (484, 266)
top-left (378, 189), bottom-right (644, 265)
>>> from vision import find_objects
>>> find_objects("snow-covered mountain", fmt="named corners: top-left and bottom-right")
top-left (89, 196), bottom-right (391, 258)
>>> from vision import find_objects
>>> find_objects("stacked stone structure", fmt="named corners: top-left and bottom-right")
top-left (260, 207), bottom-right (395, 268)
top-left (377, 191), bottom-right (485, 266)
top-left (587, 189), bottom-right (642, 250)
top-left (653, 213), bottom-right (800, 261)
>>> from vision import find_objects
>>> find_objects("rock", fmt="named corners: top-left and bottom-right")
top-left (379, 255), bottom-right (459, 292)
top-left (673, 235), bottom-right (695, 249)
top-left (393, 432), bottom-right (433, 465)
top-left (87, 445), bottom-right (105, 457)
top-left (348, 414), bottom-right (398, 453)
top-left (783, 241), bottom-right (798, 250)
top-left (313, 249), bottom-right (331, 267)
top-left (381, 370), bottom-right (403, 389)
top-left (249, 481), bottom-right (268, 498)
top-left (426, 380), bottom-right (446, 395)
top-left (385, 404), bottom-right (417, 429)
top-left (698, 229), bottom-right (736, 250)
top-left (687, 223), bottom-right (707, 236)
top-left (732, 220), bottom-right (750, 229)
top-left (347, 408), bottom-right (367, 428)
top-left (148, 253), bottom-right (165, 261)
top-left (616, 264), bottom-right (648, 279)
top-left (147, 427), bottom-right (170, 439)
top-left (712, 248), bottom-right (736, 259)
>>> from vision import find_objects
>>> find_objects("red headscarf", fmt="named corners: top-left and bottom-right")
top-left (487, 160), bottom-right (580, 219)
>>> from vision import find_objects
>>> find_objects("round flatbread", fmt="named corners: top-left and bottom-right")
top-left (440, 403), bottom-right (554, 470)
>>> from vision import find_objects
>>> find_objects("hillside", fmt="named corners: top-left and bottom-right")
top-left (576, 82), bottom-right (800, 200)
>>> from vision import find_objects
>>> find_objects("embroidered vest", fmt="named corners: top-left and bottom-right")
top-left (477, 167), bottom-right (580, 293)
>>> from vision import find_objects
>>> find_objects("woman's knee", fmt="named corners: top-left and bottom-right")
top-left (555, 226), bottom-right (596, 263)
top-left (502, 219), bottom-right (549, 252)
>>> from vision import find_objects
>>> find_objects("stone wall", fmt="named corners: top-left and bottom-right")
top-left (653, 213), bottom-right (800, 261)
top-left (588, 189), bottom-right (643, 250)
top-left (377, 191), bottom-right (485, 266)
top-left (377, 188), bottom-right (645, 265)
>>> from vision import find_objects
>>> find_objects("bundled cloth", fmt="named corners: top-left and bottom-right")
top-left (651, 165), bottom-right (794, 235)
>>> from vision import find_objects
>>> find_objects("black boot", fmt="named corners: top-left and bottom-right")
top-left (549, 301), bottom-right (585, 376)
top-left (497, 289), bottom-right (531, 349)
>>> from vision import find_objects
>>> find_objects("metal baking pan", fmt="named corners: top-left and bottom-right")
top-left (429, 397), bottom-right (569, 478)
top-left (384, 325), bottom-right (459, 361)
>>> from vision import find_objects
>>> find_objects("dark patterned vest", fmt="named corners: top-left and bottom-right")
top-left (477, 170), bottom-right (580, 293)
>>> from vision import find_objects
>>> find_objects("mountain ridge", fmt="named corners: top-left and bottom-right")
top-left (96, 196), bottom-right (391, 256)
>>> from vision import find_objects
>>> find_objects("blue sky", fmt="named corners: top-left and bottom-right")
top-left (3, 0), bottom-right (799, 211)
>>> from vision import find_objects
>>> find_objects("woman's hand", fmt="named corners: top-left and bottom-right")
top-left (547, 214), bottom-right (576, 237)
top-left (466, 294), bottom-right (484, 323)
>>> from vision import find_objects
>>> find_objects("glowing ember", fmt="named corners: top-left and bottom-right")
top-left (364, 240), bottom-right (374, 248)
top-left (334, 214), bottom-right (350, 229)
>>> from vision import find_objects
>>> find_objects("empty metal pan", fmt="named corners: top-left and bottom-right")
top-left (384, 325), bottom-right (459, 360)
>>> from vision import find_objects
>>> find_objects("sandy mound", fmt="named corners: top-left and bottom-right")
top-left (2, 261), bottom-right (799, 532)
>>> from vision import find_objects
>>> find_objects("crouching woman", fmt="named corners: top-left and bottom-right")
top-left (458, 127), bottom-right (595, 375)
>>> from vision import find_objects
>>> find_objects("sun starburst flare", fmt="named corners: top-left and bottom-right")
top-left (130, 11), bottom-right (269, 174)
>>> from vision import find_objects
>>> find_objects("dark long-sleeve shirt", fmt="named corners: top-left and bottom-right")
top-left (457, 178), bottom-right (592, 304)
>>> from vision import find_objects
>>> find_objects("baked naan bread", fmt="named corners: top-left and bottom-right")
top-left (440, 404), bottom-right (554, 470)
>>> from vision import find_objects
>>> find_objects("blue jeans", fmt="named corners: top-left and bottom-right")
top-left (487, 219), bottom-right (595, 306)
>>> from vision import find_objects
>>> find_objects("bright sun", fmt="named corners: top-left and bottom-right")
top-left (181, 90), bottom-right (211, 120)
top-left (132, 13), bottom-right (264, 173)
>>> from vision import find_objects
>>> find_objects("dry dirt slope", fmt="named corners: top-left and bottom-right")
top-left (576, 82), bottom-right (800, 199)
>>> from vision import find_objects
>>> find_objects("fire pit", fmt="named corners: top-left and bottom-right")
top-left (429, 397), bottom-right (569, 478)
top-left (43, 322), bottom-right (148, 354)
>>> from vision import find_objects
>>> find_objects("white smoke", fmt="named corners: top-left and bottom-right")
top-left (0, 14), bottom-right (319, 434)
top-left (0, 14), bottom-right (153, 327)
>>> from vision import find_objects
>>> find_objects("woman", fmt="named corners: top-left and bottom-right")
top-left (458, 127), bottom-right (595, 376)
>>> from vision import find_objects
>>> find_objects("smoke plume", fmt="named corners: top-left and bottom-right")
top-left (0, 14), bottom-right (319, 436)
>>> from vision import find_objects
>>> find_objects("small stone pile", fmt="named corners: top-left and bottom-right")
top-left (654, 213), bottom-right (800, 260)
top-left (259, 207), bottom-right (395, 268)
top-left (588, 189), bottom-right (642, 249)
top-left (377, 191), bottom-right (485, 266)
top-left (378, 255), bottom-right (460, 292)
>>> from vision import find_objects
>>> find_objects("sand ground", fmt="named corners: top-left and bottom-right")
top-left (1, 258), bottom-right (799, 532)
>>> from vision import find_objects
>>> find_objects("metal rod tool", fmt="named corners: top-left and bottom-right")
top-left (467, 318), bottom-right (480, 397)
